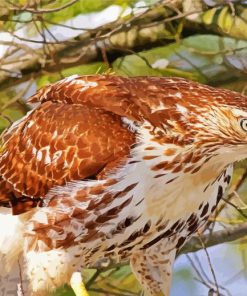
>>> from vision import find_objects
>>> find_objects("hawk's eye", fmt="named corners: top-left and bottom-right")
top-left (240, 118), bottom-right (247, 132)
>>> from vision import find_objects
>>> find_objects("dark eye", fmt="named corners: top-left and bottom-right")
top-left (240, 118), bottom-right (247, 131)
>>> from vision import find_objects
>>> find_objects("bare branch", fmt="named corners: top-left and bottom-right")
top-left (197, 233), bottom-right (220, 295)
top-left (5, 0), bottom-right (79, 14)
top-left (0, 2), bottom-right (206, 91)
top-left (180, 222), bottom-right (247, 255)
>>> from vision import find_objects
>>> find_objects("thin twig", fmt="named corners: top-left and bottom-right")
top-left (86, 270), bottom-right (101, 289)
top-left (180, 222), bottom-right (247, 255)
top-left (7, 0), bottom-right (79, 14)
top-left (0, 79), bottom-right (33, 112)
top-left (197, 232), bottom-right (220, 296)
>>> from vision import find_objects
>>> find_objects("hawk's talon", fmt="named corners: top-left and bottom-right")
top-left (70, 272), bottom-right (90, 296)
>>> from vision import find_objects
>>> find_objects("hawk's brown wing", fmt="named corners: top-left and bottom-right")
top-left (1, 74), bottom-right (202, 214)
top-left (28, 75), bottom-right (143, 121)
top-left (0, 99), bottom-right (135, 214)
top-left (0, 74), bottom-right (177, 214)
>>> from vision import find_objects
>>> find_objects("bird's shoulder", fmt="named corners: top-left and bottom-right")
top-left (0, 80), bottom-right (138, 214)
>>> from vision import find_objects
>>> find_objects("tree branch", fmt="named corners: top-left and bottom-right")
top-left (180, 222), bottom-right (247, 255)
top-left (0, 2), bottom-right (204, 91)
top-left (7, 0), bottom-right (79, 14)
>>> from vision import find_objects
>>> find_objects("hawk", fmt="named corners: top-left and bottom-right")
top-left (0, 75), bottom-right (246, 296)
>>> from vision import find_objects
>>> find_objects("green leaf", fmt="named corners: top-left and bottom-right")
top-left (0, 106), bottom-right (25, 133)
top-left (113, 35), bottom-right (247, 83)
top-left (53, 285), bottom-right (75, 296)
top-left (0, 89), bottom-right (27, 133)
top-left (202, 7), bottom-right (217, 25)
top-left (201, 6), bottom-right (247, 40)
top-left (43, 0), bottom-right (138, 25)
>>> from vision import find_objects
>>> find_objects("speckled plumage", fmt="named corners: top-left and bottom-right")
top-left (0, 75), bottom-right (247, 296)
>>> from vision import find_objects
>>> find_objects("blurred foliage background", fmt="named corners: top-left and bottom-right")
top-left (0, 0), bottom-right (247, 295)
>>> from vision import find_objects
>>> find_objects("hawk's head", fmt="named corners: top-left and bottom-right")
top-left (139, 79), bottom-right (247, 173)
